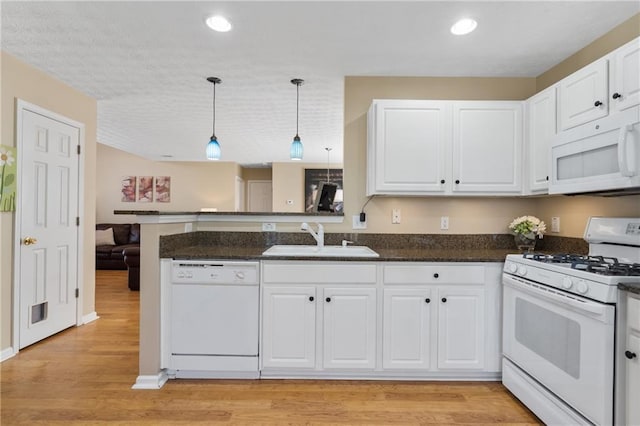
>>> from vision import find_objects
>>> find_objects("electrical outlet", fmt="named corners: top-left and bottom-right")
top-left (352, 215), bottom-right (367, 229)
top-left (392, 209), bottom-right (401, 224)
top-left (440, 216), bottom-right (449, 230)
top-left (262, 222), bottom-right (276, 232)
top-left (551, 217), bottom-right (560, 233)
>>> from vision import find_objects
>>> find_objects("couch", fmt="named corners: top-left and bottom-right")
top-left (96, 223), bottom-right (140, 291)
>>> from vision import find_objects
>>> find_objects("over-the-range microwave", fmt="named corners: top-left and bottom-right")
top-left (550, 106), bottom-right (640, 196)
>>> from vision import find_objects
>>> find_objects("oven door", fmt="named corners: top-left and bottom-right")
top-left (503, 274), bottom-right (615, 425)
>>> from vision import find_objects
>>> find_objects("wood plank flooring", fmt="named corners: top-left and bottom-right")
top-left (1, 270), bottom-right (541, 425)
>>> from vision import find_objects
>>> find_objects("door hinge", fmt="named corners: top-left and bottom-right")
top-left (76, 217), bottom-right (80, 226)
top-left (75, 288), bottom-right (79, 298)
top-left (77, 145), bottom-right (81, 155)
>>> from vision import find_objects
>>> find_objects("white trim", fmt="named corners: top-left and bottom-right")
top-left (81, 311), bottom-right (99, 324)
top-left (259, 370), bottom-right (501, 380)
top-left (13, 99), bottom-right (86, 353)
top-left (132, 371), bottom-right (169, 390)
top-left (1, 347), bottom-right (16, 362)
top-left (133, 214), bottom-right (344, 224)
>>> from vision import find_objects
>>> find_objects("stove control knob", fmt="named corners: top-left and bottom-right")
top-left (562, 277), bottom-right (574, 289)
top-left (517, 266), bottom-right (527, 276)
top-left (576, 280), bottom-right (588, 295)
top-left (508, 263), bottom-right (518, 273)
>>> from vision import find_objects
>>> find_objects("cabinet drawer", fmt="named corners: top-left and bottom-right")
top-left (383, 264), bottom-right (484, 285)
top-left (263, 262), bottom-right (377, 284)
top-left (628, 295), bottom-right (640, 333)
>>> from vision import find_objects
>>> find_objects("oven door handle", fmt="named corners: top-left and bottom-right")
top-left (503, 275), bottom-right (613, 322)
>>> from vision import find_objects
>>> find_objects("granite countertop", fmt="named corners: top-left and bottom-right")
top-left (619, 283), bottom-right (640, 295)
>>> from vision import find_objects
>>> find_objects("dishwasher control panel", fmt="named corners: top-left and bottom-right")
top-left (172, 261), bottom-right (259, 284)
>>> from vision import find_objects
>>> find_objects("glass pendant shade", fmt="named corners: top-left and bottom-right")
top-left (206, 136), bottom-right (221, 160)
top-left (290, 135), bottom-right (303, 160)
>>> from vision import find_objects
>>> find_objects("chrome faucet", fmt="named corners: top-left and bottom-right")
top-left (301, 222), bottom-right (324, 249)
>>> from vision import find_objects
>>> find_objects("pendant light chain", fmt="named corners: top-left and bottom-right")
top-left (296, 81), bottom-right (299, 137)
top-left (212, 79), bottom-right (216, 138)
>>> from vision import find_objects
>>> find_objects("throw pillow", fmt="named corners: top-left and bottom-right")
top-left (95, 228), bottom-right (116, 246)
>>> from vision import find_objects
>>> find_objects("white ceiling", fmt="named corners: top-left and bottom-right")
top-left (2, 1), bottom-right (639, 166)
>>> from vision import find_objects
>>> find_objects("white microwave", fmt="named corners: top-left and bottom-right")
top-left (550, 106), bottom-right (640, 196)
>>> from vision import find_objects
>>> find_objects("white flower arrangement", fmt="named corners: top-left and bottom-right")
top-left (509, 215), bottom-right (546, 239)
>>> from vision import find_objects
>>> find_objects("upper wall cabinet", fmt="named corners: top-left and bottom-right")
top-left (559, 37), bottom-right (640, 131)
top-left (367, 100), bottom-right (450, 195)
top-left (367, 100), bottom-right (523, 196)
top-left (452, 102), bottom-right (523, 194)
top-left (525, 86), bottom-right (557, 194)
top-left (611, 37), bottom-right (640, 113)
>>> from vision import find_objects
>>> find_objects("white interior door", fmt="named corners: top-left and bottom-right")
top-left (247, 180), bottom-right (272, 212)
top-left (16, 103), bottom-right (81, 349)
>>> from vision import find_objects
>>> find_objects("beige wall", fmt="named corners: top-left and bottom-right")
top-left (96, 144), bottom-right (239, 222)
top-left (1, 52), bottom-right (97, 351)
top-left (537, 13), bottom-right (640, 91)
top-left (240, 167), bottom-right (272, 182)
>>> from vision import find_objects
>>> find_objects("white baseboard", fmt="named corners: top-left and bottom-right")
top-left (1, 347), bottom-right (16, 362)
top-left (132, 371), bottom-right (169, 390)
top-left (82, 311), bottom-right (99, 324)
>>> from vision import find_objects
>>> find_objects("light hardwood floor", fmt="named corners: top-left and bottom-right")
top-left (1, 270), bottom-right (541, 425)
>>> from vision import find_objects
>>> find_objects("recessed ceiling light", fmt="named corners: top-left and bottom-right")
top-left (206, 15), bottom-right (232, 32)
top-left (451, 18), bottom-right (477, 35)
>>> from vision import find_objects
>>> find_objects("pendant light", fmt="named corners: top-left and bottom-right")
top-left (290, 78), bottom-right (304, 160)
top-left (206, 76), bottom-right (222, 160)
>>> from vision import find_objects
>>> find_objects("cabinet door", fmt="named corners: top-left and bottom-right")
top-left (559, 58), bottom-right (608, 131)
top-left (262, 286), bottom-right (316, 368)
top-left (436, 287), bottom-right (485, 370)
top-left (626, 333), bottom-right (640, 426)
top-left (611, 37), bottom-right (640, 113)
top-left (526, 86), bottom-right (556, 193)
top-left (452, 101), bottom-right (522, 193)
top-left (368, 100), bottom-right (450, 195)
top-left (323, 287), bottom-right (377, 369)
top-left (382, 288), bottom-right (432, 370)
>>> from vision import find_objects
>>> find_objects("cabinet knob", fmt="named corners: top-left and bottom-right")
top-left (626, 350), bottom-right (637, 360)
top-left (441, 297), bottom-right (447, 303)
top-left (425, 298), bottom-right (431, 304)
top-left (433, 273), bottom-right (439, 278)
top-left (546, 176), bottom-right (549, 181)
top-left (440, 179), bottom-right (445, 184)
top-left (455, 180), bottom-right (460, 184)
top-left (325, 297), bottom-right (331, 303)
top-left (309, 296), bottom-right (314, 302)
top-left (594, 100), bottom-right (603, 107)
top-left (612, 92), bottom-right (622, 100)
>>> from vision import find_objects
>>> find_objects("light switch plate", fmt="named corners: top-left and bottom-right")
top-left (440, 216), bottom-right (449, 230)
top-left (551, 217), bottom-right (560, 233)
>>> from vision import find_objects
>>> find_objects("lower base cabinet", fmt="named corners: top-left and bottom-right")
top-left (624, 292), bottom-right (640, 425)
top-left (261, 261), bottom-right (502, 379)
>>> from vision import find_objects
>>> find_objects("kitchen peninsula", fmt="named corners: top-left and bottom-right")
top-left (122, 210), bottom-right (587, 389)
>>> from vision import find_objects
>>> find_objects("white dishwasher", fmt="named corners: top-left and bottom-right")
top-left (170, 260), bottom-right (259, 379)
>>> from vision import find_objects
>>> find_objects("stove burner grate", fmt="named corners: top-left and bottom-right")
top-left (523, 253), bottom-right (640, 276)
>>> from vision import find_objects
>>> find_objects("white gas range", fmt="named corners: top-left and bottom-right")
top-left (502, 217), bottom-right (640, 426)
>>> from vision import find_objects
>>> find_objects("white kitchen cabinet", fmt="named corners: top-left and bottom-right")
top-left (624, 293), bottom-right (640, 426)
top-left (261, 261), bottom-right (378, 373)
top-left (381, 263), bottom-right (501, 373)
top-left (436, 287), bottom-right (485, 370)
top-left (525, 86), bottom-right (557, 194)
top-left (261, 286), bottom-right (317, 369)
top-left (367, 100), bottom-right (450, 195)
top-left (452, 102), bottom-right (523, 194)
top-left (367, 100), bottom-right (523, 196)
top-left (610, 37), bottom-right (640, 113)
top-left (322, 287), bottom-right (377, 369)
top-left (558, 58), bottom-right (609, 131)
top-left (382, 288), bottom-right (432, 369)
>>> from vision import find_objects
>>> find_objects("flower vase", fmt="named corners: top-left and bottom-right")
top-left (514, 234), bottom-right (537, 252)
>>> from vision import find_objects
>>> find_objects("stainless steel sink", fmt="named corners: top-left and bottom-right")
top-left (262, 245), bottom-right (379, 258)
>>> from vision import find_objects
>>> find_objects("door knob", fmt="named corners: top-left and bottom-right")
top-left (23, 237), bottom-right (37, 246)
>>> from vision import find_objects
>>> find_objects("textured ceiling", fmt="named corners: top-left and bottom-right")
top-left (2, 1), bottom-right (639, 166)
